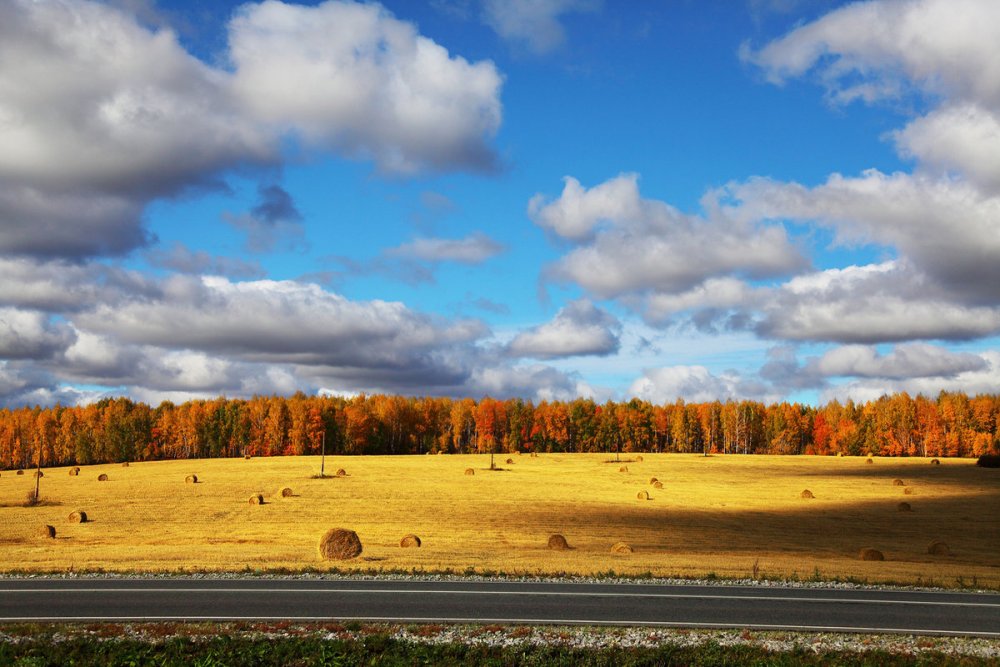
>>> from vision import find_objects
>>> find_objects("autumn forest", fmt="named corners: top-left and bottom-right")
top-left (3, 391), bottom-right (1000, 470)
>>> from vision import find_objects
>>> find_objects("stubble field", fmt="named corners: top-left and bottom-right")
top-left (1, 453), bottom-right (997, 588)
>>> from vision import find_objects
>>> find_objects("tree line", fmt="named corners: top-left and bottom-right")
top-left (1, 391), bottom-right (998, 469)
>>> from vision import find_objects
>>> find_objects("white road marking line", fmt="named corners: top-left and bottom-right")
top-left (1, 588), bottom-right (998, 608)
top-left (0, 616), bottom-right (996, 637)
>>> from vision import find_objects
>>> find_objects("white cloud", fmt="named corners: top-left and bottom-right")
top-left (812, 342), bottom-right (987, 380)
top-left (532, 174), bottom-right (807, 306)
top-left (0, 308), bottom-right (74, 360)
top-left (0, 0), bottom-right (504, 261)
top-left (752, 262), bottom-right (1000, 343)
top-left (528, 174), bottom-right (646, 242)
top-left (482, 0), bottom-right (599, 54)
top-left (629, 365), bottom-right (776, 404)
top-left (743, 0), bottom-right (1000, 108)
top-left (893, 104), bottom-right (1000, 194)
top-left (229, 0), bottom-right (503, 174)
top-left (388, 233), bottom-right (505, 263)
top-left (725, 171), bottom-right (1000, 304)
top-left (507, 299), bottom-right (620, 359)
top-left (821, 351), bottom-right (1000, 403)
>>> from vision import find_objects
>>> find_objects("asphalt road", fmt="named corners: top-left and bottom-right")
top-left (1, 579), bottom-right (998, 637)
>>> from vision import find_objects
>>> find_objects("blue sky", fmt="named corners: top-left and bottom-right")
top-left (2, 0), bottom-right (1000, 407)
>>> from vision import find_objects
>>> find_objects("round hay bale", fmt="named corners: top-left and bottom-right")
top-left (39, 525), bottom-right (56, 539)
top-left (897, 501), bottom-right (912, 512)
top-left (892, 479), bottom-right (905, 486)
top-left (547, 534), bottom-right (569, 550)
top-left (68, 467), bottom-right (80, 476)
top-left (121, 462), bottom-right (129, 467)
top-left (530, 452), bottom-right (538, 458)
top-left (618, 466), bottom-right (628, 473)
top-left (611, 541), bottom-right (633, 554)
top-left (927, 540), bottom-right (950, 556)
top-left (464, 468), bottom-right (475, 476)
top-left (34, 470), bottom-right (44, 478)
top-left (865, 458), bottom-right (874, 464)
top-left (400, 534), bottom-right (422, 548)
top-left (930, 458), bottom-right (940, 465)
top-left (244, 454), bottom-right (252, 460)
top-left (96, 473), bottom-right (108, 482)
top-left (636, 490), bottom-right (650, 500)
top-left (858, 547), bottom-right (884, 561)
top-left (248, 494), bottom-right (264, 505)
top-left (185, 474), bottom-right (198, 484)
top-left (505, 458), bottom-right (514, 465)
top-left (335, 468), bottom-right (347, 477)
top-left (16, 469), bottom-right (24, 475)
top-left (800, 489), bottom-right (815, 499)
top-left (68, 510), bottom-right (88, 523)
top-left (652, 481), bottom-right (664, 489)
top-left (904, 487), bottom-right (914, 495)
top-left (636, 455), bottom-right (643, 462)
top-left (279, 487), bottom-right (293, 497)
top-left (649, 477), bottom-right (658, 485)
top-left (437, 451), bottom-right (445, 455)
top-left (319, 528), bottom-right (362, 560)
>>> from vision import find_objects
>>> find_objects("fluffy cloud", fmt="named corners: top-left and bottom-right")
top-left (75, 276), bottom-right (487, 367)
top-left (482, 0), bottom-right (599, 54)
top-left (812, 343), bottom-right (987, 380)
top-left (0, 309), bottom-right (74, 361)
top-left (229, 0), bottom-right (502, 174)
top-left (743, 0), bottom-right (1000, 107)
top-left (893, 104), bottom-right (1000, 193)
top-left (388, 233), bottom-right (505, 263)
top-left (629, 365), bottom-right (776, 404)
top-left (751, 262), bottom-right (1000, 344)
top-left (822, 351), bottom-right (1000, 404)
top-left (0, 257), bottom-right (157, 313)
top-left (0, 0), bottom-right (503, 261)
top-left (725, 172), bottom-right (1000, 305)
top-left (531, 174), bottom-right (807, 307)
top-left (507, 299), bottom-right (620, 359)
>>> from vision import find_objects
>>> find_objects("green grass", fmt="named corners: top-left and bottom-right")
top-left (0, 630), bottom-right (989, 667)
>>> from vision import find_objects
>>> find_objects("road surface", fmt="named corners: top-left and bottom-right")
top-left (1, 578), bottom-right (997, 637)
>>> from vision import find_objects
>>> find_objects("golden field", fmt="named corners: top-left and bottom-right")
top-left (1, 453), bottom-right (998, 588)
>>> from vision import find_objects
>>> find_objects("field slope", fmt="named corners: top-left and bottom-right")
top-left (1, 453), bottom-right (997, 587)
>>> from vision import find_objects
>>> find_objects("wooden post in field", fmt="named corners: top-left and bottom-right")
top-left (33, 438), bottom-right (42, 503)
top-left (320, 430), bottom-right (326, 478)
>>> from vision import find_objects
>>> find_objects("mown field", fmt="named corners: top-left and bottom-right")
top-left (1, 453), bottom-right (997, 587)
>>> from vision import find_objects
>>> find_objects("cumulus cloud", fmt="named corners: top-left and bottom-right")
top-left (743, 0), bottom-right (1000, 107)
top-left (0, 257), bottom-right (158, 313)
top-left (482, 0), bottom-right (599, 54)
top-left (388, 233), bottom-right (505, 264)
top-left (812, 343), bottom-right (988, 380)
top-left (0, 309), bottom-right (75, 361)
top-left (893, 104), bottom-right (1000, 193)
top-left (507, 299), bottom-right (620, 359)
top-left (629, 365), bottom-right (776, 404)
top-left (724, 172), bottom-right (1000, 305)
top-left (531, 174), bottom-right (807, 310)
top-left (75, 276), bottom-right (487, 368)
top-left (229, 0), bottom-right (503, 174)
top-left (822, 351), bottom-right (1000, 404)
top-left (0, 0), bottom-right (504, 262)
top-left (750, 262), bottom-right (1000, 344)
